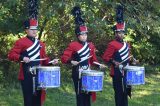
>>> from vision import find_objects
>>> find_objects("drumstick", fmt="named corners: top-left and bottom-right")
top-left (93, 62), bottom-right (107, 68)
top-left (21, 58), bottom-right (47, 62)
top-left (133, 57), bottom-right (137, 61)
top-left (48, 59), bottom-right (59, 64)
top-left (79, 55), bottom-right (93, 63)
top-left (120, 55), bottom-right (132, 64)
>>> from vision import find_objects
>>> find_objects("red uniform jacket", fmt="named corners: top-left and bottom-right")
top-left (8, 36), bottom-right (50, 80)
top-left (102, 40), bottom-right (131, 76)
top-left (61, 41), bottom-right (98, 64)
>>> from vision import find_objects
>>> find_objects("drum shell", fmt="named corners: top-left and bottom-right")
top-left (81, 70), bottom-right (104, 92)
top-left (35, 66), bottom-right (60, 89)
top-left (125, 66), bottom-right (145, 85)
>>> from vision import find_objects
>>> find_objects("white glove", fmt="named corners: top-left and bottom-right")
top-left (71, 60), bottom-right (79, 66)
top-left (23, 57), bottom-right (30, 63)
top-left (93, 61), bottom-right (107, 69)
top-left (100, 64), bottom-right (107, 69)
top-left (49, 59), bottom-right (59, 64)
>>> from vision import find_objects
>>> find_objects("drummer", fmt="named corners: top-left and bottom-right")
top-left (61, 6), bottom-right (105, 106)
top-left (102, 21), bottom-right (132, 106)
top-left (8, 19), bottom-right (58, 106)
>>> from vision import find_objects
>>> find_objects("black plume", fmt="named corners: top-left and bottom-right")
top-left (29, 0), bottom-right (38, 19)
top-left (116, 5), bottom-right (124, 23)
top-left (75, 17), bottom-right (85, 25)
top-left (71, 6), bottom-right (85, 26)
top-left (71, 6), bottom-right (82, 17)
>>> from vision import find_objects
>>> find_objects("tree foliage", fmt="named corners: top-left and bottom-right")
top-left (0, 0), bottom-right (160, 84)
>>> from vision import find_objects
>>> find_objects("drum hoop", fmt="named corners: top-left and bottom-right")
top-left (82, 89), bottom-right (103, 92)
top-left (37, 85), bottom-right (60, 88)
top-left (36, 66), bottom-right (60, 71)
top-left (82, 71), bottom-right (104, 76)
top-left (82, 74), bottom-right (103, 76)
top-left (125, 66), bottom-right (145, 71)
top-left (127, 82), bottom-right (145, 86)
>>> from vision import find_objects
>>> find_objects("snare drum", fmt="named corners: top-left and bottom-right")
top-left (81, 70), bottom-right (104, 92)
top-left (125, 66), bottom-right (145, 85)
top-left (35, 66), bottom-right (60, 88)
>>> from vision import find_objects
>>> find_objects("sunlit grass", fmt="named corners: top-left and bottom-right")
top-left (0, 72), bottom-right (160, 106)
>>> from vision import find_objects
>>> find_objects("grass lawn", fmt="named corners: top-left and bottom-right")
top-left (0, 72), bottom-right (160, 106)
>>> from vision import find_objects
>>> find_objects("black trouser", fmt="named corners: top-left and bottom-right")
top-left (21, 65), bottom-right (42, 106)
top-left (72, 67), bottom-right (91, 106)
top-left (112, 68), bottom-right (128, 106)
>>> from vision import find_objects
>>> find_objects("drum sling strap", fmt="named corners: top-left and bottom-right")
top-left (77, 66), bottom-right (90, 94)
top-left (29, 66), bottom-right (38, 94)
top-left (78, 68), bottom-right (82, 94)
top-left (119, 65), bottom-right (132, 98)
top-left (78, 67), bottom-right (97, 102)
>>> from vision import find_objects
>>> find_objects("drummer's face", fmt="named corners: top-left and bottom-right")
top-left (78, 33), bottom-right (87, 42)
top-left (116, 31), bottom-right (125, 40)
top-left (25, 29), bottom-right (38, 38)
